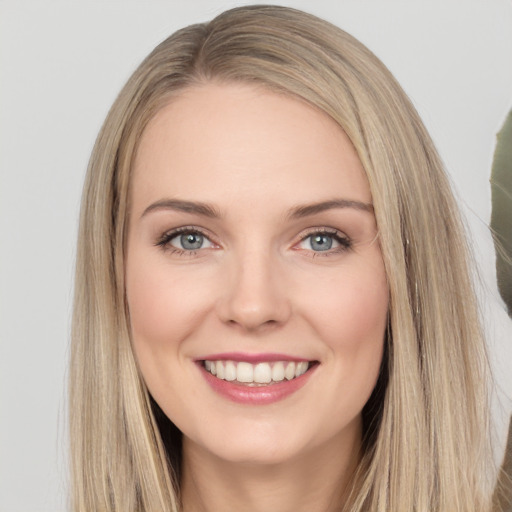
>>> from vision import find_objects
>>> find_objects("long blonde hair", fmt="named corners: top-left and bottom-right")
top-left (70, 5), bottom-right (493, 511)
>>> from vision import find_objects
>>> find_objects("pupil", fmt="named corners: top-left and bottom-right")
top-left (181, 233), bottom-right (203, 250)
top-left (311, 234), bottom-right (332, 251)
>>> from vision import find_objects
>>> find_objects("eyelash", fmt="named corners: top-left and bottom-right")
top-left (155, 226), bottom-right (352, 257)
top-left (155, 226), bottom-right (214, 256)
top-left (296, 228), bottom-right (352, 257)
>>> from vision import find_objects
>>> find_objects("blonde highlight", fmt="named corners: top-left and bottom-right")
top-left (71, 5), bottom-right (494, 511)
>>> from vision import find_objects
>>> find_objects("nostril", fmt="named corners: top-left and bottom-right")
top-left (226, 316), bottom-right (281, 332)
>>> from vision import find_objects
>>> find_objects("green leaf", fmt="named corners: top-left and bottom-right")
top-left (490, 109), bottom-right (512, 317)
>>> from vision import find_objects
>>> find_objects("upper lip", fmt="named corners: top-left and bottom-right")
top-left (195, 352), bottom-right (314, 364)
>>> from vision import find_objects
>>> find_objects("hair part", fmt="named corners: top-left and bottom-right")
top-left (71, 5), bottom-right (494, 511)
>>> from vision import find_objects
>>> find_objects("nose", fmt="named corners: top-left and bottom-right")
top-left (216, 248), bottom-right (292, 332)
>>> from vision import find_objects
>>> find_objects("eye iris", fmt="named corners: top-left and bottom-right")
top-left (310, 234), bottom-right (333, 251)
top-left (181, 233), bottom-right (203, 250)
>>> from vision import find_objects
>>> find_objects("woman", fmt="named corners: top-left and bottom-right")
top-left (70, 5), bottom-right (494, 511)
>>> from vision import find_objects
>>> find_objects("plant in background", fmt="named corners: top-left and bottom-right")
top-left (490, 108), bottom-right (512, 512)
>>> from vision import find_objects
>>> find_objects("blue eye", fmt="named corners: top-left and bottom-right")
top-left (298, 230), bottom-right (351, 253)
top-left (176, 232), bottom-right (206, 250)
top-left (157, 229), bottom-right (214, 252)
top-left (309, 234), bottom-right (334, 251)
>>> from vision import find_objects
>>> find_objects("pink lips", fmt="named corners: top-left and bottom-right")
top-left (196, 353), bottom-right (317, 405)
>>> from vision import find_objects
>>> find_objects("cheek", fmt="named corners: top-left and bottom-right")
top-left (299, 258), bottom-right (388, 402)
top-left (308, 263), bottom-right (388, 417)
top-left (125, 252), bottom-right (218, 418)
top-left (125, 252), bottom-right (212, 364)
top-left (301, 262), bottom-right (389, 348)
top-left (128, 270), bottom-right (179, 346)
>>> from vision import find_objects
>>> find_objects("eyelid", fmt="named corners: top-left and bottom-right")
top-left (296, 226), bottom-right (349, 241)
top-left (293, 227), bottom-right (352, 254)
top-left (155, 225), bottom-right (219, 251)
top-left (154, 225), bottom-right (352, 256)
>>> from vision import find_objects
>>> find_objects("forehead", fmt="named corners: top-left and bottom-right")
top-left (131, 82), bottom-right (371, 215)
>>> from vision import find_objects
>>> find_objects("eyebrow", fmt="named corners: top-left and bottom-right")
top-left (141, 199), bottom-right (221, 219)
top-left (288, 199), bottom-right (374, 218)
top-left (140, 197), bottom-right (373, 220)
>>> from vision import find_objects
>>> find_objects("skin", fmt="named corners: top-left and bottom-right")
top-left (125, 82), bottom-right (389, 512)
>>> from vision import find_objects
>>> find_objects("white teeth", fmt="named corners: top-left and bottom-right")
top-left (284, 362), bottom-right (295, 380)
top-left (271, 362), bottom-right (285, 382)
top-left (203, 359), bottom-right (311, 384)
top-left (295, 361), bottom-right (308, 377)
top-left (216, 361), bottom-right (225, 379)
top-left (224, 361), bottom-right (237, 381)
top-left (254, 363), bottom-right (272, 384)
top-left (237, 362), bottom-right (254, 383)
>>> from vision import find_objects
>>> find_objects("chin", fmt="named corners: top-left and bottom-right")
top-left (193, 434), bottom-right (306, 467)
top-left (182, 412), bottom-right (346, 468)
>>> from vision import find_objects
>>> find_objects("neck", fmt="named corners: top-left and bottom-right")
top-left (180, 421), bottom-right (362, 512)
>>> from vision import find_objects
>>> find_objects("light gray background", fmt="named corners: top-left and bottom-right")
top-left (1, 1), bottom-right (511, 510)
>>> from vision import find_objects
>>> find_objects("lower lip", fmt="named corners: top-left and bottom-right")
top-left (199, 363), bottom-right (317, 405)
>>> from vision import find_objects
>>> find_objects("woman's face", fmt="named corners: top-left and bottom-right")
top-left (126, 83), bottom-right (388, 465)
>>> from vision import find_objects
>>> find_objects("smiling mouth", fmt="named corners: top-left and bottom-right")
top-left (201, 360), bottom-right (317, 386)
